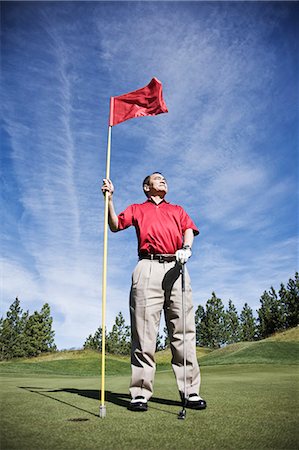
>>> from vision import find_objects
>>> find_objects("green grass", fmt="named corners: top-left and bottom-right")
top-left (1, 328), bottom-right (298, 449)
top-left (199, 341), bottom-right (299, 366)
top-left (265, 326), bottom-right (299, 342)
top-left (0, 347), bottom-right (213, 377)
top-left (0, 352), bottom-right (130, 377)
top-left (1, 366), bottom-right (298, 450)
top-left (1, 329), bottom-right (297, 376)
top-left (197, 327), bottom-right (299, 366)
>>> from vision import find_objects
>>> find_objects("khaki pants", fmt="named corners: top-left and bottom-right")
top-left (129, 259), bottom-right (200, 400)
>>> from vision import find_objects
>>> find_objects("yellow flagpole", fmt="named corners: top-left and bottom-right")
top-left (99, 124), bottom-right (112, 419)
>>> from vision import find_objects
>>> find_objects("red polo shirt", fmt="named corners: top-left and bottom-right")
top-left (117, 199), bottom-right (199, 255)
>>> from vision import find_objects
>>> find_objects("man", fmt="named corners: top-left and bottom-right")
top-left (102, 172), bottom-right (206, 412)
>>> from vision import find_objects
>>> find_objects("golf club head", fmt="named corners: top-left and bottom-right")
top-left (178, 408), bottom-right (186, 420)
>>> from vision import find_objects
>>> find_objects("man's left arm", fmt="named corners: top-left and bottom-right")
top-left (183, 228), bottom-right (194, 249)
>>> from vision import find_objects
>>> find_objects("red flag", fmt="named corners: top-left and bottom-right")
top-left (109, 77), bottom-right (168, 126)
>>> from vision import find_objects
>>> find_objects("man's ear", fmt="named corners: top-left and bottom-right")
top-left (143, 184), bottom-right (150, 192)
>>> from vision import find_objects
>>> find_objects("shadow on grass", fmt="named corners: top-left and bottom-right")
top-left (19, 387), bottom-right (181, 417)
top-left (19, 386), bottom-right (99, 418)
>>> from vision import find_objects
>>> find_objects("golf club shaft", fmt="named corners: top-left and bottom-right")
top-left (182, 263), bottom-right (187, 406)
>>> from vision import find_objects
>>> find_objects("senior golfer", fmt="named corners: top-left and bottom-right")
top-left (102, 172), bottom-right (206, 412)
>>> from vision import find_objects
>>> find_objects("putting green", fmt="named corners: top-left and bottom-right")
top-left (1, 364), bottom-right (298, 449)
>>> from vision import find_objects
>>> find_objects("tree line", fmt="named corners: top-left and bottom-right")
top-left (0, 297), bottom-right (56, 360)
top-left (1, 273), bottom-right (297, 359)
top-left (84, 272), bottom-right (298, 353)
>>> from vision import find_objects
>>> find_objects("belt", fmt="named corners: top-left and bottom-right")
top-left (139, 254), bottom-right (176, 263)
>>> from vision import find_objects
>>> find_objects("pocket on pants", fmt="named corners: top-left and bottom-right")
top-left (132, 261), bottom-right (142, 287)
top-left (131, 260), bottom-right (151, 289)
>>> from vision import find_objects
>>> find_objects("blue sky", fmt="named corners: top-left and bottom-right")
top-left (1, 1), bottom-right (298, 349)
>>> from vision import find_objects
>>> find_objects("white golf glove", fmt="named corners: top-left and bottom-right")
top-left (175, 246), bottom-right (192, 264)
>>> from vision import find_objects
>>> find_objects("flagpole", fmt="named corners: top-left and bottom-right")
top-left (100, 124), bottom-right (112, 419)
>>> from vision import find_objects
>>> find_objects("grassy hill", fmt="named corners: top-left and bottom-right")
top-left (265, 325), bottom-right (299, 341)
top-left (199, 340), bottom-right (298, 366)
top-left (0, 349), bottom-right (129, 377)
top-left (199, 326), bottom-right (299, 366)
top-left (0, 327), bottom-right (298, 376)
top-left (0, 343), bottom-right (213, 377)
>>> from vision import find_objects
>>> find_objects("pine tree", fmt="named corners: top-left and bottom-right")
top-left (40, 303), bottom-right (56, 351)
top-left (155, 326), bottom-right (169, 351)
top-left (83, 326), bottom-right (105, 351)
top-left (23, 303), bottom-right (56, 356)
top-left (240, 303), bottom-right (256, 341)
top-left (195, 304), bottom-right (207, 347)
top-left (202, 292), bottom-right (225, 348)
top-left (279, 272), bottom-right (299, 329)
top-left (0, 298), bottom-right (28, 359)
top-left (257, 287), bottom-right (284, 338)
top-left (0, 299), bottom-right (56, 360)
top-left (224, 300), bottom-right (241, 344)
top-left (163, 325), bottom-right (170, 349)
top-left (156, 333), bottom-right (164, 351)
top-left (106, 312), bottom-right (131, 355)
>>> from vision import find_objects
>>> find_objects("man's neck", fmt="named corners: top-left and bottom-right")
top-left (148, 195), bottom-right (165, 205)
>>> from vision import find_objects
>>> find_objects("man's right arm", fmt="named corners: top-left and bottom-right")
top-left (101, 178), bottom-right (119, 232)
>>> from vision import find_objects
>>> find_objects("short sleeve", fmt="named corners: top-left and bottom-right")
top-left (179, 207), bottom-right (199, 236)
top-left (117, 205), bottom-right (134, 230)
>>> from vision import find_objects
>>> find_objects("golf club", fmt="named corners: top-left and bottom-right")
top-left (178, 262), bottom-right (187, 420)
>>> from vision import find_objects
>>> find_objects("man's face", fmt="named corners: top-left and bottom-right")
top-left (146, 173), bottom-right (168, 196)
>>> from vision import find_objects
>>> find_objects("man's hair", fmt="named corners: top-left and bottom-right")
top-left (142, 172), bottom-right (164, 196)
